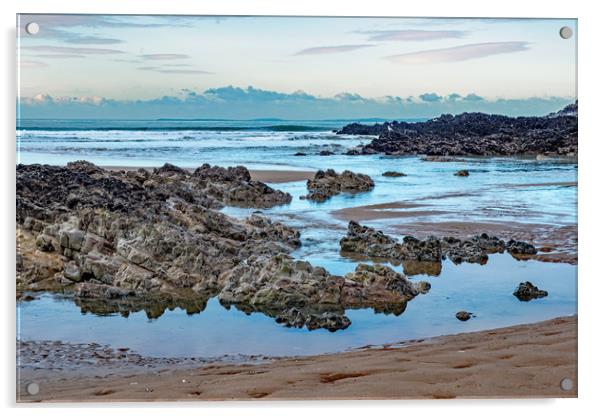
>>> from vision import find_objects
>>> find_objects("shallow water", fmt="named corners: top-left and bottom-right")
top-left (16, 119), bottom-right (578, 358)
top-left (18, 255), bottom-right (576, 358)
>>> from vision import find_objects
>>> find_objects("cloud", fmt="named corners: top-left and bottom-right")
top-left (22, 45), bottom-right (124, 55)
top-left (362, 29), bottom-right (467, 41)
top-left (137, 66), bottom-right (211, 75)
top-left (19, 86), bottom-right (574, 119)
top-left (18, 14), bottom-right (200, 44)
top-left (19, 60), bottom-right (48, 68)
top-left (31, 54), bottom-right (85, 59)
top-left (419, 92), bottom-right (443, 102)
top-left (140, 53), bottom-right (190, 60)
top-left (464, 93), bottom-right (485, 101)
top-left (295, 44), bottom-right (375, 55)
top-left (386, 42), bottom-right (529, 64)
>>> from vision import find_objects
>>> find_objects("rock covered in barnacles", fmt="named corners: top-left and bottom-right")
top-left (302, 169), bottom-right (374, 202)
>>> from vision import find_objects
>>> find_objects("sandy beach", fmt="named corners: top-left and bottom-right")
top-left (17, 316), bottom-right (577, 402)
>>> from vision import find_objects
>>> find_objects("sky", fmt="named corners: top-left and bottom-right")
top-left (17, 15), bottom-right (577, 119)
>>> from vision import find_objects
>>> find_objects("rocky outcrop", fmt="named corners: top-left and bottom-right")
top-left (338, 103), bottom-right (577, 157)
top-left (217, 254), bottom-right (429, 331)
top-left (16, 162), bottom-right (429, 331)
top-left (17, 162), bottom-right (298, 306)
top-left (190, 163), bottom-right (292, 208)
top-left (340, 222), bottom-right (535, 270)
top-left (513, 281), bottom-right (548, 301)
top-left (301, 169), bottom-right (374, 202)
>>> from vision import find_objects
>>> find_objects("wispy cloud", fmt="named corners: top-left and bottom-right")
top-left (295, 44), bottom-right (375, 56)
top-left (32, 54), bottom-right (85, 59)
top-left (18, 14), bottom-right (204, 45)
top-left (140, 54), bottom-right (190, 60)
top-left (19, 60), bottom-right (48, 68)
top-left (137, 66), bottom-right (211, 75)
top-left (22, 45), bottom-right (125, 55)
top-left (386, 42), bottom-right (529, 64)
top-left (362, 29), bottom-right (467, 41)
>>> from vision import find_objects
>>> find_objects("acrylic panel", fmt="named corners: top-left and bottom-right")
top-left (16, 14), bottom-right (577, 402)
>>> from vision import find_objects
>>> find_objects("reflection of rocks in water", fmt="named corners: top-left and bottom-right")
top-left (401, 260), bottom-right (442, 277)
top-left (74, 290), bottom-right (216, 319)
top-left (218, 254), bottom-right (429, 331)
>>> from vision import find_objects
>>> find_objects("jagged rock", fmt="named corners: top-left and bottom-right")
top-left (456, 311), bottom-right (474, 321)
top-left (301, 169), bottom-right (374, 202)
top-left (337, 103), bottom-right (577, 157)
top-left (340, 222), bottom-right (535, 268)
top-left (35, 234), bottom-right (56, 252)
top-left (513, 281), bottom-right (548, 301)
top-left (506, 239), bottom-right (538, 256)
top-left (454, 170), bottom-right (469, 177)
top-left (16, 162), bottom-right (300, 306)
top-left (340, 222), bottom-right (442, 263)
top-left (192, 163), bottom-right (292, 208)
top-left (441, 237), bottom-right (487, 265)
top-left (217, 254), bottom-right (428, 331)
top-left (382, 171), bottom-right (406, 177)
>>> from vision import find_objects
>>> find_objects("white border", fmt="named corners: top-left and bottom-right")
top-left (2, 0), bottom-right (601, 414)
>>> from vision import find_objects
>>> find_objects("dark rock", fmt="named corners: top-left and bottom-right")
top-left (319, 150), bottom-right (335, 156)
top-left (421, 156), bottom-right (463, 162)
top-left (302, 169), bottom-right (374, 202)
top-left (382, 171), bottom-right (407, 177)
top-left (336, 102), bottom-right (577, 157)
top-left (513, 281), bottom-right (548, 301)
top-left (294, 152), bottom-right (307, 156)
top-left (340, 222), bottom-right (530, 268)
top-left (506, 239), bottom-right (538, 256)
top-left (454, 170), bottom-right (469, 177)
top-left (456, 311), bottom-right (474, 321)
top-left (513, 282), bottom-right (548, 302)
top-left (16, 162), bottom-right (300, 307)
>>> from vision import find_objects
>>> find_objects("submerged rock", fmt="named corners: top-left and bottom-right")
top-left (301, 169), bottom-right (374, 202)
top-left (513, 281), bottom-right (548, 301)
top-left (454, 170), bottom-right (469, 177)
top-left (382, 171), bottom-right (406, 177)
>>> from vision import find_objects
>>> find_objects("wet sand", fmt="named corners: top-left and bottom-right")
top-left (17, 316), bottom-right (577, 402)
top-left (332, 202), bottom-right (449, 222)
top-left (103, 166), bottom-right (315, 184)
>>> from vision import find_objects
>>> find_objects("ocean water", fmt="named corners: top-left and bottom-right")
top-left (16, 119), bottom-right (578, 358)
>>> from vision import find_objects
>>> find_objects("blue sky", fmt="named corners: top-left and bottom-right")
top-left (17, 15), bottom-right (577, 119)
